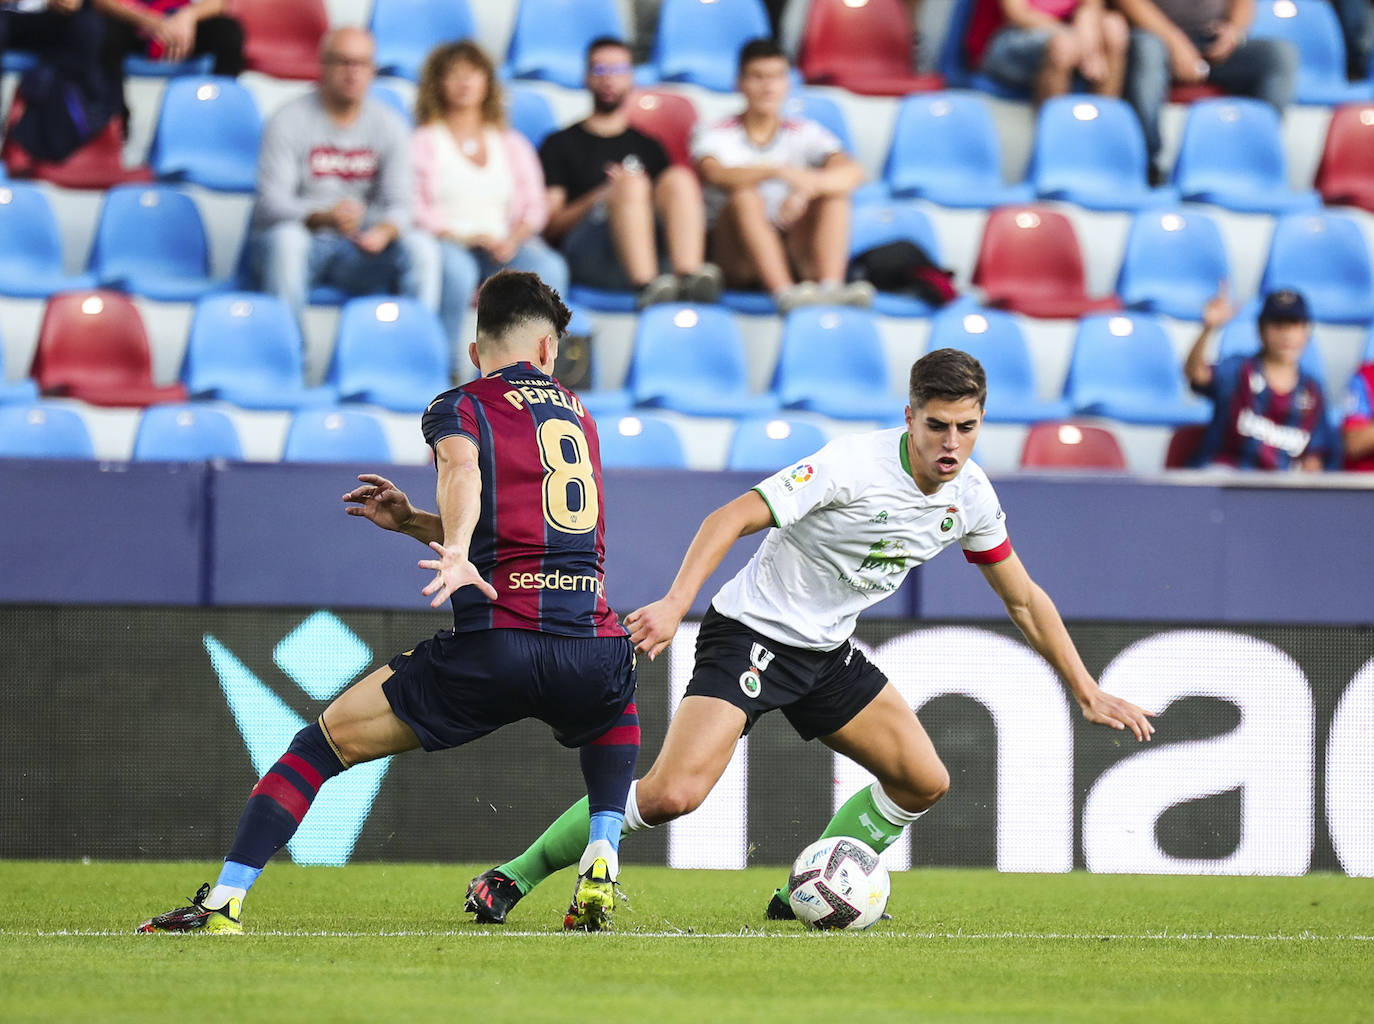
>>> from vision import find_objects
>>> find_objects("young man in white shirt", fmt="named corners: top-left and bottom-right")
top-left (464, 347), bottom-right (1157, 926)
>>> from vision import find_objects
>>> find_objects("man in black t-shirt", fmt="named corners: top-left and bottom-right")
top-left (539, 36), bottom-right (720, 307)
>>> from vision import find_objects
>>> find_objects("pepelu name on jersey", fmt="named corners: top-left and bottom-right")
top-left (508, 570), bottom-right (604, 595)
top-left (503, 385), bottom-right (585, 417)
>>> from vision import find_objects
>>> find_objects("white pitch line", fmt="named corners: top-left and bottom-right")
top-left (8, 929), bottom-right (1374, 941)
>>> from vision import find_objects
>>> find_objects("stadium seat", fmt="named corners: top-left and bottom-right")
top-left (506, 0), bottom-right (626, 89)
top-left (1028, 96), bottom-right (1177, 211)
top-left (936, 0), bottom-right (1029, 98)
top-left (1249, 0), bottom-right (1374, 105)
top-left (1172, 98), bottom-right (1322, 213)
top-left (0, 403), bottom-right (94, 459)
top-left (32, 291), bottom-right (187, 407)
top-left (282, 409), bottom-right (393, 463)
top-left (651, 0), bottom-right (771, 92)
top-left (0, 378), bottom-right (38, 404)
top-left (972, 207), bottom-right (1122, 319)
top-left (1019, 421), bottom-right (1127, 470)
top-left (1164, 424), bottom-right (1207, 469)
top-left (726, 416), bottom-right (829, 471)
top-left (926, 305), bottom-right (1072, 423)
top-left (627, 90), bottom-right (699, 168)
top-left (847, 203), bottom-right (948, 317)
top-left (183, 292), bottom-right (334, 408)
top-left (329, 297), bottom-right (449, 412)
top-left (507, 85), bottom-right (559, 150)
top-left (627, 304), bottom-right (780, 416)
top-left (798, 0), bottom-right (942, 96)
top-left (371, 0), bottom-right (475, 81)
top-left (1216, 299), bottom-right (1327, 381)
top-left (884, 92), bottom-right (1034, 208)
top-left (774, 307), bottom-right (890, 420)
top-left (149, 77), bottom-right (261, 193)
top-left (1315, 103), bottom-right (1374, 212)
top-left (1116, 209), bottom-right (1231, 320)
top-left (1261, 212), bottom-right (1374, 324)
top-left (596, 412), bottom-right (688, 468)
top-left (237, 0), bottom-right (328, 80)
top-left (1063, 313), bottom-right (1209, 425)
top-left (0, 183), bottom-right (96, 297)
top-left (132, 404), bottom-right (243, 461)
top-left (2, 98), bottom-right (152, 189)
top-left (122, 53), bottom-right (213, 78)
top-left (88, 185), bottom-right (224, 301)
top-left (785, 90), bottom-right (853, 153)
top-left (371, 84), bottom-right (413, 125)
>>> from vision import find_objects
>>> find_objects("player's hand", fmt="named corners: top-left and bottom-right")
top-left (1079, 688), bottom-right (1156, 742)
top-left (623, 597), bottom-right (686, 661)
top-left (343, 473), bottom-right (415, 533)
top-left (418, 541), bottom-right (498, 608)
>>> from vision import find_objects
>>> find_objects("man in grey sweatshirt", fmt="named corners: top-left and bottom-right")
top-left (248, 26), bottom-right (438, 324)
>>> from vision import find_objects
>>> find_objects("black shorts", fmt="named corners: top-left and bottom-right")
top-left (382, 629), bottom-right (637, 751)
top-left (684, 607), bottom-right (888, 740)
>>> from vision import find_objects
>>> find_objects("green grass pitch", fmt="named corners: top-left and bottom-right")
top-left (2, 861), bottom-right (1371, 1024)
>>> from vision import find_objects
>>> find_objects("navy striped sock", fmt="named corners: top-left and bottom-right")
top-left (580, 702), bottom-right (640, 851)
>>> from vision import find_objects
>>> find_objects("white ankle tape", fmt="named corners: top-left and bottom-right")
top-left (871, 782), bottom-right (926, 825)
top-left (623, 779), bottom-right (652, 833)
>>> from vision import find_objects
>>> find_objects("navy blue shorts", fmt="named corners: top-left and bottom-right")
top-left (683, 607), bottom-right (888, 740)
top-left (382, 629), bottom-right (637, 751)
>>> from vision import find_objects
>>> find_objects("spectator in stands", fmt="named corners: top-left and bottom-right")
top-left (539, 35), bottom-right (721, 308)
top-left (1116, 0), bottom-right (1298, 184)
top-left (94, 0), bottom-right (244, 136)
top-left (1341, 359), bottom-right (1374, 470)
top-left (0, 0), bottom-right (102, 71)
top-left (969, 0), bottom-right (1130, 104)
top-left (412, 40), bottom-right (568, 353)
top-left (693, 37), bottom-right (870, 313)
top-left (1330, 0), bottom-right (1373, 81)
top-left (1185, 287), bottom-right (1333, 471)
top-left (247, 26), bottom-right (439, 327)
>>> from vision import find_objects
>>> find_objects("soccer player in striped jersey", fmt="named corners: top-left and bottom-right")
top-left (139, 271), bottom-right (638, 934)
top-left (470, 347), bottom-right (1156, 924)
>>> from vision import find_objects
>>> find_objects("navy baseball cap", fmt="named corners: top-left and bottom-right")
top-left (1259, 289), bottom-right (1311, 323)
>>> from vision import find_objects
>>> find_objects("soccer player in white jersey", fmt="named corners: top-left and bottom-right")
top-left (464, 348), bottom-right (1156, 926)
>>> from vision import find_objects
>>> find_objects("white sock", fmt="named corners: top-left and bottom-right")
top-left (622, 779), bottom-right (652, 833)
top-left (208, 884), bottom-right (246, 910)
top-left (871, 781), bottom-right (927, 826)
top-left (577, 837), bottom-right (619, 879)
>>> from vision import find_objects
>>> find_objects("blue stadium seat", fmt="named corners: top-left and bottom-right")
top-left (1172, 98), bottom-right (1322, 213)
top-left (936, 0), bottom-right (1029, 98)
top-left (774, 307), bottom-right (890, 419)
top-left (149, 77), bottom-right (261, 192)
top-left (727, 416), bottom-right (829, 471)
top-left (785, 89), bottom-right (853, 152)
top-left (123, 53), bottom-right (213, 77)
top-left (1028, 96), bottom-right (1177, 211)
top-left (1117, 209), bottom-right (1232, 320)
top-left (507, 84), bottom-right (559, 149)
top-left (507, 0), bottom-right (626, 89)
top-left (577, 390), bottom-right (634, 418)
top-left (88, 185), bottom-right (225, 300)
top-left (1063, 313), bottom-right (1209, 425)
top-left (0, 183), bottom-right (95, 297)
top-left (0, 378), bottom-right (39, 404)
top-left (847, 203), bottom-right (947, 317)
top-left (596, 412), bottom-right (688, 468)
top-left (1250, 0), bottom-right (1374, 105)
top-left (1217, 299), bottom-right (1327, 382)
top-left (329, 297), bottom-right (449, 412)
top-left (884, 92), bottom-right (1033, 208)
top-left (370, 0), bottom-right (475, 81)
top-left (652, 0), bottom-right (771, 92)
top-left (927, 304), bottom-right (1072, 423)
top-left (0, 403), bottom-right (93, 458)
top-left (627, 304), bottom-right (780, 416)
top-left (132, 404), bottom-right (243, 461)
top-left (370, 83), bottom-right (413, 125)
top-left (282, 409), bottom-right (393, 463)
top-left (183, 292), bottom-right (336, 408)
top-left (1261, 212), bottom-right (1374, 324)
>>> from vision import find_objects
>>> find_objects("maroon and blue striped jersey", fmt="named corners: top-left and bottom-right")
top-left (421, 362), bottom-right (625, 638)
top-left (1191, 355), bottom-right (1334, 469)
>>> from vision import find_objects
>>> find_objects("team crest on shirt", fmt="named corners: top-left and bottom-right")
top-left (940, 506), bottom-right (958, 533)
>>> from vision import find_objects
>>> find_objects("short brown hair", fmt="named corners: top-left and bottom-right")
top-left (476, 270), bottom-right (571, 345)
top-left (415, 40), bottom-right (504, 127)
top-left (908, 348), bottom-right (987, 410)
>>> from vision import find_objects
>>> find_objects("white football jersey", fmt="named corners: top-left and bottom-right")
top-left (712, 428), bottom-right (1010, 651)
top-left (691, 115), bottom-right (842, 226)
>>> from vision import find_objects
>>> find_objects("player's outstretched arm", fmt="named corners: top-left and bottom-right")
top-left (417, 437), bottom-right (498, 607)
top-left (343, 473), bottom-right (443, 545)
top-left (624, 490), bottom-right (775, 660)
top-left (979, 551), bottom-right (1156, 741)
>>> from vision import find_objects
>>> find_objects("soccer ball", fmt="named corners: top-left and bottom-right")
top-left (787, 836), bottom-right (890, 930)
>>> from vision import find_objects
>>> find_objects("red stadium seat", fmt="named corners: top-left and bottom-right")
top-left (236, 0), bottom-right (328, 80)
top-left (1164, 424), bottom-right (1207, 469)
top-left (973, 206), bottom-right (1122, 318)
top-left (1020, 421), bottom-right (1127, 470)
top-left (1315, 103), bottom-right (1374, 213)
top-left (626, 90), bottom-right (698, 168)
top-left (1168, 83), bottom-right (1225, 104)
top-left (799, 0), bottom-right (943, 96)
top-left (2, 97), bottom-right (152, 189)
top-left (32, 291), bottom-right (187, 407)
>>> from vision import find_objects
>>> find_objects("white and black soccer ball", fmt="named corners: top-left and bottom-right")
top-left (787, 836), bottom-right (890, 930)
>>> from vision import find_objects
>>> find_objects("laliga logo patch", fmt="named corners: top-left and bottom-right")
top-left (790, 463), bottom-right (814, 485)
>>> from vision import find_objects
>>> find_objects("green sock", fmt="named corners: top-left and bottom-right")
top-left (821, 784), bottom-right (910, 854)
top-left (499, 796), bottom-right (594, 895)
